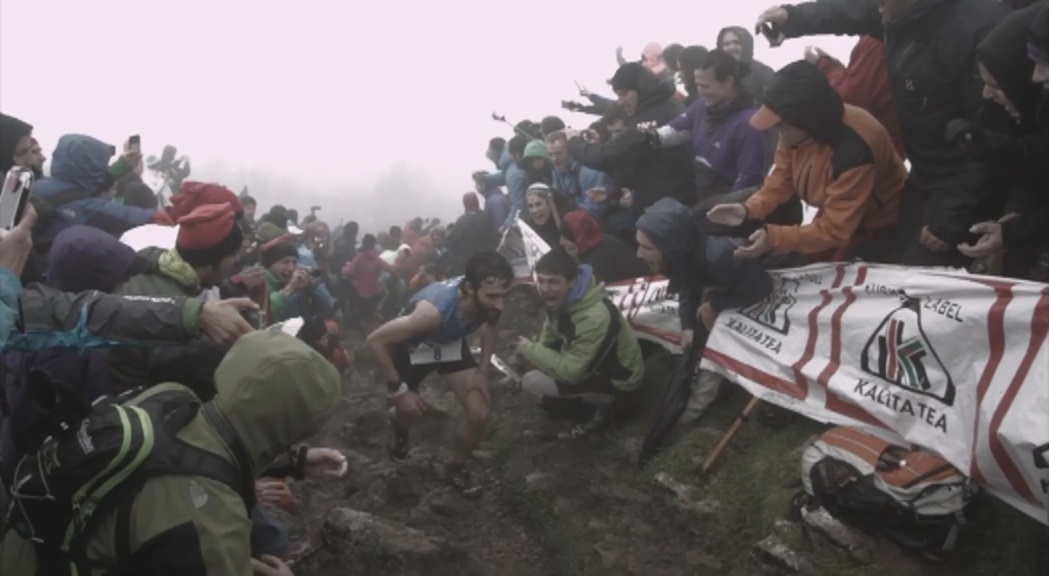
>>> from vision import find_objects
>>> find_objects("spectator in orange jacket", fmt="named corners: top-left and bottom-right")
top-left (707, 61), bottom-right (907, 263)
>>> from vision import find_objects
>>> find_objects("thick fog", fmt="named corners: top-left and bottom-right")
top-left (0, 0), bottom-right (856, 231)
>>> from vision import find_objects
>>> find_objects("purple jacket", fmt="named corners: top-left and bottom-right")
top-left (669, 98), bottom-right (766, 191)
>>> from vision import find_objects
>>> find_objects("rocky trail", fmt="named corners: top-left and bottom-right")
top-left (284, 288), bottom-right (1048, 576)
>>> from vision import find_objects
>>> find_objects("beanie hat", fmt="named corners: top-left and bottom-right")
top-left (170, 181), bottom-right (244, 221)
top-left (462, 192), bottom-right (480, 212)
top-left (256, 221), bottom-right (289, 245)
top-left (611, 62), bottom-right (645, 92)
top-left (0, 112), bottom-right (33, 174)
top-left (261, 239), bottom-right (299, 268)
top-left (175, 203), bottom-right (244, 267)
top-left (522, 140), bottom-right (551, 161)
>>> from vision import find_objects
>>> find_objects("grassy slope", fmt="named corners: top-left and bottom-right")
top-left (489, 345), bottom-right (1049, 576)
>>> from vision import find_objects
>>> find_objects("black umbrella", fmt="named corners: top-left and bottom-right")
top-left (638, 326), bottom-right (708, 467)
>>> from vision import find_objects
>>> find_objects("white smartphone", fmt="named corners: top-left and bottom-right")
top-left (0, 167), bottom-right (33, 231)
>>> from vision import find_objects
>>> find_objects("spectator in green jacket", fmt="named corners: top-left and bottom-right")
top-left (517, 249), bottom-right (645, 436)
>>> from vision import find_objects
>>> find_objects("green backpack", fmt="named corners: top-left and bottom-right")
top-left (5, 386), bottom-right (255, 576)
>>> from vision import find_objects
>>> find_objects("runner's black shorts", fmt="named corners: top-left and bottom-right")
top-left (391, 340), bottom-right (477, 391)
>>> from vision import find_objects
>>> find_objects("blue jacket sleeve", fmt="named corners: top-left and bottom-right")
top-left (483, 170), bottom-right (507, 189)
top-left (81, 198), bottom-right (155, 236)
top-left (705, 236), bottom-right (774, 313)
top-left (505, 169), bottom-right (529, 227)
top-left (734, 123), bottom-right (769, 190)
top-left (310, 283), bottom-right (335, 315)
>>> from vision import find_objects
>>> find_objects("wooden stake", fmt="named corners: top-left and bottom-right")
top-left (700, 396), bottom-right (762, 475)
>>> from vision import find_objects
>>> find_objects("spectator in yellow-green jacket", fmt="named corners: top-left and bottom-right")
top-left (517, 248), bottom-right (645, 438)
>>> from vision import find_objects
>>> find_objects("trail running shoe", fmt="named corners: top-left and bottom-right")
top-left (388, 426), bottom-right (410, 461)
top-left (446, 463), bottom-right (483, 500)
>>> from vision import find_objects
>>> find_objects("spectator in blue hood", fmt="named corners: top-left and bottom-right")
top-left (1, 225), bottom-right (147, 487)
top-left (635, 197), bottom-right (773, 351)
top-left (30, 134), bottom-right (158, 250)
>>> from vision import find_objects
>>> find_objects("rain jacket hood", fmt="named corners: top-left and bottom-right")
top-left (563, 210), bottom-right (603, 255)
top-left (212, 330), bottom-right (340, 473)
top-left (47, 225), bottom-right (138, 293)
top-left (49, 134), bottom-right (114, 192)
top-left (635, 66), bottom-right (678, 115)
top-left (764, 61), bottom-right (845, 143)
top-left (717, 26), bottom-right (756, 63)
top-left (565, 264), bottom-right (596, 309)
top-left (635, 197), bottom-right (698, 276)
top-left (978, 3), bottom-right (1045, 126)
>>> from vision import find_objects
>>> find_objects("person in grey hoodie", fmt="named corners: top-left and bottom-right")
top-left (716, 26), bottom-right (777, 105)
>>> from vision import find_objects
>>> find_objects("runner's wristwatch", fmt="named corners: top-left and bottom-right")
top-left (387, 382), bottom-right (410, 400)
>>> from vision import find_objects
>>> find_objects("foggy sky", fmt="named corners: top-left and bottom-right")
top-left (0, 0), bottom-right (857, 231)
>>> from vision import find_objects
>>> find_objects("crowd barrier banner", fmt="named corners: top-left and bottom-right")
top-left (514, 221), bottom-right (1049, 524)
top-left (700, 263), bottom-right (1049, 525)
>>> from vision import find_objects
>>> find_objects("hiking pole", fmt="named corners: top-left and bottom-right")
top-left (699, 396), bottom-right (762, 475)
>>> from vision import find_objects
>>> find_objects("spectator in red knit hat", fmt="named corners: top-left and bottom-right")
top-left (161, 181), bottom-right (245, 224)
top-left (111, 202), bottom-right (245, 395)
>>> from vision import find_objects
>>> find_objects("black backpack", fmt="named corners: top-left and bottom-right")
top-left (5, 386), bottom-right (256, 575)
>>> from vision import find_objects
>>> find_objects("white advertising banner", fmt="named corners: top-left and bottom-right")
top-left (698, 263), bottom-right (1049, 525)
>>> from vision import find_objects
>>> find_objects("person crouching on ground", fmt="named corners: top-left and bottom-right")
top-left (517, 248), bottom-right (645, 439)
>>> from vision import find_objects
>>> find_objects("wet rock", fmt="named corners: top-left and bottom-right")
top-left (426, 489), bottom-right (467, 518)
top-left (385, 474), bottom-right (425, 507)
top-left (343, 449), bottom-right (374, 468)
top-left (593, 536), bottom-right (624, 568)
top-left (801, 506), bottom-right (876, 565)
top-left (420, 388), bottom-right (457, 417)
top-left (351, 409), bottom-right (389, 445)
top-left (773, 519), bottom-right (803, 541)
top-left (753, 535), bottom-right (811, 574)
top-left (322, 508), bottom-right (467, 568)
top-left (621, 436), bottom-right (643, 455)
top-left (653, 473), bottom-right (721, 516)
top-left (552, 496), bottom-right (571, 516)
top-left (685, 551), bottom-right (723, 571)
top-left (525, 472), bottom-right (549, 491)
top-left (587, 519), bottom-right (609, 531)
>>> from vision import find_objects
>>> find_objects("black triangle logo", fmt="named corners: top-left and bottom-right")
top-left (860, 294), bottom-right (956, 406)
top-left (740, 278), bottom-right (799, 336)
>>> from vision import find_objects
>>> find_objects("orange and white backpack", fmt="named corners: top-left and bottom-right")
top-left (797, 426), bottom-right (976, 556)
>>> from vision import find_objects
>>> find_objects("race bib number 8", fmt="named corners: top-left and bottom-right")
top-left (409, 340), bottom-right (464, 365)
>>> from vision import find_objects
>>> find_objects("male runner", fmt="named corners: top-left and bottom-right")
top-left (366, 251), bottom-right (513, 498)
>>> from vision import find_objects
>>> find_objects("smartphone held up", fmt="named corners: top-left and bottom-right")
top-left (0, 167), bottom-right (33, 232)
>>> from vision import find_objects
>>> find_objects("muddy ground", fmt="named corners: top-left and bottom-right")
top-left (286, 287), bottom-right (1048, 576)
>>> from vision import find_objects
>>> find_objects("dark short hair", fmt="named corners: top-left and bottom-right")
top-left (536, 248), bottom-right (579, 280)
top-left (344, 221), bottom-right (359, 238)
top-left (241, 195), bottom-right (257, 208)
top-left (698, 48), bottom-right (749, 83)
top-left (540, 116), bottom-right (566, 136)
top-left (663, 44), bottom-right (684, 71)
top-left (588, 121), bottom-right (610, 142)
top-left (464, 251), bottom-right (514, 289)
top-left (361, 233), bottom-right (377, 250)
top-left (489, 137), bottom-right (506, 152)
top-left (389, 225), bottom-right (402, 237)
top-left (508, 134), bottom-right (530, 157)
top-left (601, 103), bottom-right (631, 126)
